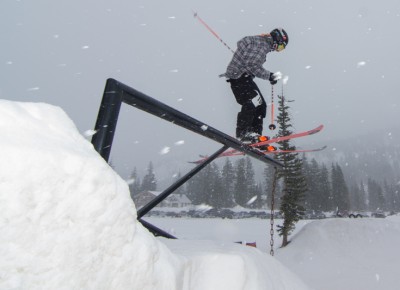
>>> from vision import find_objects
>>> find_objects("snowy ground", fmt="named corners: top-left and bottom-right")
top-left (0, 100), bottom-right (308, 289)
top-left (1, 99), bottom-right (399, 290)
top-left (148, 216), bottom-right (400, 290)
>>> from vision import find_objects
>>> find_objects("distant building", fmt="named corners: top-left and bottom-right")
top-left (160, 193), bottom-right (191, 208)
top-left (133, 191), bottom-right (192, 209)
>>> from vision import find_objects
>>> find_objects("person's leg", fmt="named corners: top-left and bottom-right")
top-left (251, 97), bottom-right (266, 136)
top-left (236, 100), bottom-right (256, 140)
top-left (249, 80), bottom-right (267, 136)
top-left (229, 74), bottom-right (258, 139)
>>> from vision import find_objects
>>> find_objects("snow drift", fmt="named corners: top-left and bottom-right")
top-left (277, 217), bottom-right (400, 290)
top-left (0, 100), bottom-right (183, 289)
top-left (0, 100), bottom-right (309, 290)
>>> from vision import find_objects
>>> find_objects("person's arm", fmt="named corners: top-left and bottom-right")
top-left (239, 37), bottom-right (271, 80)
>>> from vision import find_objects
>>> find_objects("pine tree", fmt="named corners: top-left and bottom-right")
top-left (303, 157), bottom-right (321, 210)
top-left (186, 163), bottom-right (225, 208)
top-left (245, 157), bottom-right (258, 208)
top-left (254, 182), bottom-right (264, 209)
top-left (367, 178), bottom-right (385, 211)
top-left (319, 164), bottom-right (333, 211)
top-left (172, 171), bottom-right (186, 196)
top-left (393, 183), bottom-right (400, 212)
top-left (349, 182), bottom-right (365, 211)
top-left (234, 158), bottom-right (248, 207)
top-left (359, 181), bottom-right (367, 211)
top-left (207, 163), bottom-right (224, 208)
top-left (186, 170), bottom-right (204, 205)
top-left (383, 179), bottom-right (396, 211)
top-left (128, 167), bottom-right (141, 199)
top-left (221, 158), bottom-right (236, 207)
top-left (141, 161), bottom-right (157, 191)
top-left (331, 163), bottom-right (350, 211)
top-left (274, 95), bottom-right (307, 247)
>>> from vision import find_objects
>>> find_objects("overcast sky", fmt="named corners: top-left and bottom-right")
top-left (1, 0), bottom-right (400, 182)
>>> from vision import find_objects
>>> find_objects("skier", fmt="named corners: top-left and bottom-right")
top-left (220, 28), bottom-right (288, 143)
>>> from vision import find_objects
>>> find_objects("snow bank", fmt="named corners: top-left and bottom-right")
top-left (0, 100), bottom-right (182, 290)
top-left (0, 99), bottom-right (309, 290)
top-left (277, 217), bottom-right (400, 290)
top-left (161, 239), bottom-right (309, 290)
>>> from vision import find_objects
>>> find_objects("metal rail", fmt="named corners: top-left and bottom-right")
top-left (91, 78), bottom-right (283, 238)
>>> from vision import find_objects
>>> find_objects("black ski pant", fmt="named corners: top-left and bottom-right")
top-left (228, 74), bottom-right (267, 139)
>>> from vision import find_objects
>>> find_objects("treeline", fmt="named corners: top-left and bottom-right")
top-left (128, 157), bottom-right (400, 213)
top-left (302, 156), bottom-right (400, 212)
top-left (128, 158), bottom-right (264, 209)
top-left (128, 162), bottom-right (157, 197)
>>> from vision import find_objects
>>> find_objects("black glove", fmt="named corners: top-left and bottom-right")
top-left (269, 72), bottom-right (278, 85)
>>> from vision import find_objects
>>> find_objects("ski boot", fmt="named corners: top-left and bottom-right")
top-left (254, 135), bottom-right (277, 152)
top-left (240, 132), bottom-right (263, 145)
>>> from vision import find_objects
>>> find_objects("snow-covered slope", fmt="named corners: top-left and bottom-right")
top-left (0, 100), bottom-right (309, 290)
top-left (0, 100), bottom-right (185, 289)
top-left (277, 217), bottom-right (400, 290)
top-left (147, 216), bottom-right (400, 290)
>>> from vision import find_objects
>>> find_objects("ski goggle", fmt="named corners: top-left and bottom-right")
top-left (275, 43), bottom-right (286, 52)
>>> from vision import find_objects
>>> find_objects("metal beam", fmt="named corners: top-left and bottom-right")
top-left (137, 145), bottom-right (229, 219)
top-left (91, 78), bottom-right (283, 239)
top-left (100, 78), bottom-right (283, 168)
top-left (139, 219), bottom-right (177, 239)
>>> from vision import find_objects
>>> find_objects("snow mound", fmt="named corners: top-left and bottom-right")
top-left (277, 218), bottom-right (400, 290)
top-left (0, 99), bottom-right (310, 290)
top-left (161, 239), bottom-right (309, 290)
top-left (0, 100), bottom-right (182, 290)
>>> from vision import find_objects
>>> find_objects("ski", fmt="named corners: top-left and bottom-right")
top-left (264, 145), bottom-right (327, 154)
top-left (243, 124), bottom-right (323, 150)
top-left (190, 124), bottom-right (324, 164)
top-left (224, 145), bottom-right (328, 157)
top-left (190, 146), bottom-right (327, 164)
top-left (220, 124), bottom-right (323, 156)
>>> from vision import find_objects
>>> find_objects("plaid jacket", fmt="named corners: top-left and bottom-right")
top-left (221, 35), bottom-right (273, 80)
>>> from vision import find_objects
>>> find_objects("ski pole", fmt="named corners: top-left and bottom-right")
top-left (193, 11), bottom-right (235, 54)
top-left (269, 86), bottom-right (276, 130)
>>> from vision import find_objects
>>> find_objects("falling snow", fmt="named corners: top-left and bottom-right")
top-left (159, 146), bottom-right (170, 155)
top-left (357, 61), bottom-right (366, 67)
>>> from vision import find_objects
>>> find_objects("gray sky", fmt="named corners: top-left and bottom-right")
top-left (1, 0), bottom-right (400, 182)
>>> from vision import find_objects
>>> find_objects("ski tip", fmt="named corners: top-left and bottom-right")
top-left (309, 124), bottom-right (324, 135)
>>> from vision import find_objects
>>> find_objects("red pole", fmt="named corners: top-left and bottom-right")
top-left (193, 11), bottom-right (235, 54)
